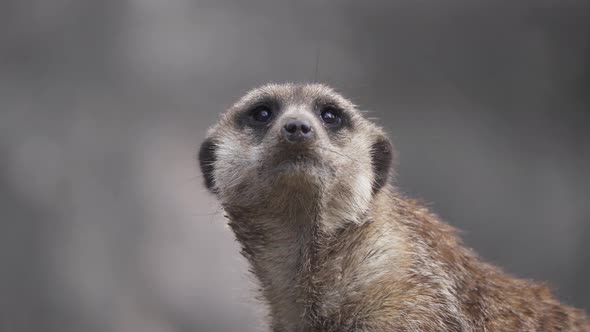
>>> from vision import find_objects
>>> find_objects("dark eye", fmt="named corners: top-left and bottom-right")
top-left (320, 107), bottom-right (341, 126)
top-left (251, 106), bottom-right (272, 123)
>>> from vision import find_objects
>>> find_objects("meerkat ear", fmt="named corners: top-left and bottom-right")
top-left (370, 136), bottom-right (394, 194)
top-left (199, 137), bottom-right (217, 193)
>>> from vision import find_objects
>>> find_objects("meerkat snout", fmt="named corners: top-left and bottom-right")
top-left (281, 118), bottom-right (315, 143)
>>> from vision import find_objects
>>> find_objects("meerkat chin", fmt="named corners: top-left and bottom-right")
top-left (198, 83), bottom-right (590, 332)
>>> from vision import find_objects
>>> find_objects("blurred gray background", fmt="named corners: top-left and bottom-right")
top-left (1, 0), bottom-right (589, 331)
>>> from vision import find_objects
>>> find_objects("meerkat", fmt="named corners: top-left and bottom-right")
top-left (198, 83), bottom-right (590, 332)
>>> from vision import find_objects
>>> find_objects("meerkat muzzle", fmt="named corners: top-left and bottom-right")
top-left (281, 118), bottom-right (315, 143)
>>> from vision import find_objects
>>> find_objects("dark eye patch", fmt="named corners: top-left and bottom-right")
top-left (232, 98), bottom-right (282, 144)
top-left (248, 103), bottom-right (274, 125)
top-left (251, 105), bottom-right (273, 123)
top-left (319, 106), bottom-right (342, 126)
top-left (236, 96), bottom-right (281, 128)
top-left (314, 100), bottom-right (352, 133)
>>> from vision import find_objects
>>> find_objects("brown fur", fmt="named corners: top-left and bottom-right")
top-left (199, 83), bottom-right (590, 331)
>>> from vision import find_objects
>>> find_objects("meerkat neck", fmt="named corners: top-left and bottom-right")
top-left (226, 189), bottom-right (399, 331)
top-left (226, 205), bottom-right (321, 330)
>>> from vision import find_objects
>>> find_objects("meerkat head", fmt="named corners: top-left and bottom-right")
top-left (199, 83), bottom-right (393, 229)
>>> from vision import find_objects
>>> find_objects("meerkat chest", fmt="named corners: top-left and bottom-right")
top-left (232, 213), bottom-right (410, 330)
top-left (268, 223), bottom-right (408, 330)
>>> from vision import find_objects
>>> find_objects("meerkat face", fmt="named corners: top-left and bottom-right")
top-left (199, 83), bottom-right (393, 226)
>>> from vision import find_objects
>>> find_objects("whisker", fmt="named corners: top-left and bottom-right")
top-left (317, 146), bottom-right (355, 162)
top-left (191, 209), bottom-right (225, 218)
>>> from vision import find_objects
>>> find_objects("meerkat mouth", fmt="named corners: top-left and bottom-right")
top-left (258, 147), bottom-right (325, 183)
top-left (272, 155), bottom-right (319, 172)
top-left (269, 144), bottom-right (322, 168)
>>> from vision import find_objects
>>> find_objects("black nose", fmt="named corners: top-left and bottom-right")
top-left (282, 119), bottom-right (315, 142)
